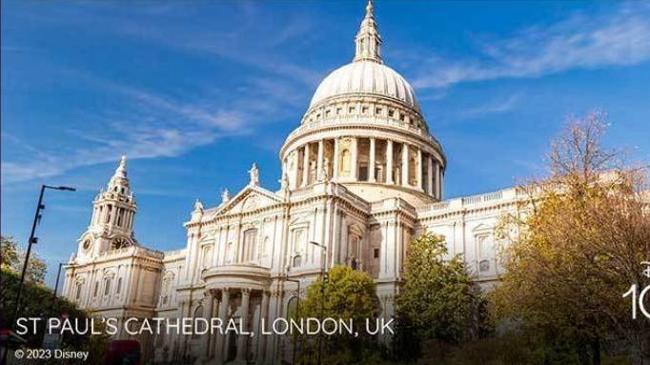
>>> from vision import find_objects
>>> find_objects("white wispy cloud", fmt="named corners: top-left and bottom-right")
top-left (2, 2), bottom-right (318, 184)
top-left (1, 77), bottom-right (251, 184)
top-left (413, 2), bottom-right (650, 88)
top-left (459, 93), bottom-right (520, 118)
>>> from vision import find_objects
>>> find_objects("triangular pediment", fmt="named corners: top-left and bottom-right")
top-left (214, 185), bottom-right (284, 216)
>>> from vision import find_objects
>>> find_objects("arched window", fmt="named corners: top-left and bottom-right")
top-left (75, 283), bottom-right (83, 300)
top-left (202, 245), bottom-right (213, 268)
top-left (104, 278), bottom-right (112, 296)
top-left (105, 205), bottom-right (112, 223)
top-left (226, 242), bottom-right (234, 263)
top-left (287, 296), bottom-right (299, 319)
top-left (292, 228), bottom-right (306, 263)
top-left (116, 277), bottom-right (122, 295)
top-left (292, 255), bottom-right (302, 268)
top-left (192, 305), bottom-right (204, 339)
top-left (243, 229), bottom-right (258, 262)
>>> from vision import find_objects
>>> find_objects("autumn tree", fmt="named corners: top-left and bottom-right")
top-left (0, 235), bottom-right (47, 284)
top-left (491, 112), bottom-right (650, 365)
top-left (395, 232), bottom-right (479, 361)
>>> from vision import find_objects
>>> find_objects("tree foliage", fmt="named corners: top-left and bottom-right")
top-left (297, 265), bottom-right (380, 364)
top-left (0, 268), bottom-right (109, 363)
top-left (395, 232), bottom-right (479, 353)
top-left (1, 235), bottom-right (48, 284)
top-left (491, 112), bottom-right (650, 364)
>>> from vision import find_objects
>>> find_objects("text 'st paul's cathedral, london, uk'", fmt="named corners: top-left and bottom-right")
top-left (62, 2), bottom-right (526, 364)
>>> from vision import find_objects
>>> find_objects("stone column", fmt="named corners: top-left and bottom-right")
top-left (235, 223), bottom-right (243, 263)
top-left (401, 143), bottom-right (409, 187)
top-left (351, 137), bottom-right (358, 180)
top-left (333, 138), bottom-right (339, 179)
top-left (258, 291), bottom-right (270, 364)
top-left (369, 138), bottom-right (376, 182)
top-left (438, 167), bottom-right (445, 200)
top-left (435, 162), bottom-right (442, 199)
top-left (317, 140), bottom-right (324, 181)
top-left (236, 289), bottom-right (251, 363)
top-left (215, 288), bottom-right (230, 365)
top-left (302, 144), bottom-right (310, 187)
top-left (264, 290), bottom-right (281, 363)
top-left (203, 290), bottom-right (215, 360)
top-left (416, 148), bottom-right (423, 190)
top-left (386, 140), bottom-right (394, 184)
top-left (427, 156), bottom-right (433, 196)
top-left (109, 204), bottom-right (117, 225)
top-left (292, 149), bottom-right (300, 190)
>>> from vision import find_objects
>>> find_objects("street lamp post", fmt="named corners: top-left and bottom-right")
top-left (309, 241), bottom-right (327, 365)
top-left (12, 185), bottom-right (75, 325)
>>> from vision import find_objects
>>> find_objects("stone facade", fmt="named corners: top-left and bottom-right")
top-left (63, 2), bottom-right (525, 364)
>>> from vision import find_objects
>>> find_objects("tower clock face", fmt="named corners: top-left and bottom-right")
top-left (111, 237), bottom-right (130, 250)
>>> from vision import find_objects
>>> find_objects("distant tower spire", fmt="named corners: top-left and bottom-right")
top-left (353, 0), bottom-right (382, 63)
top-left (109, 155), bottom-right (129, 190)
top-left (89, 156), bottom-right (137, 242)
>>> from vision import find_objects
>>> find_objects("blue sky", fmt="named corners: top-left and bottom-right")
top-left (2, 0), bottom-right (649, 286)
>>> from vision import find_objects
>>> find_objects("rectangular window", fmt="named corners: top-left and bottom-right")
top-left (93, 281), bottom-right (99, 297)
top-left (373, 248), bottom-right (380, 259)
top-left (359, 166), bottom-right (368, 181)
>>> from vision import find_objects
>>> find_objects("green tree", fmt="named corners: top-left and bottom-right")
top-left (0, 268), bottom-right (109, 362)
top-left (297, 265), bottom-right (380, 364)
top-left (395, 232), bottom-right (479, 359)
top-left (491, 112), bottom-right (650, 365)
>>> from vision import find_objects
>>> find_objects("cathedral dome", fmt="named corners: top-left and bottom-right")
top-left (309, 61), bottom-right (419, 111)
top-left (280, 1), bottom-right (446, 208)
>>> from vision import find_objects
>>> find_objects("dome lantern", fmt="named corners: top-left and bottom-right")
top-left (353, 0), bottom-right (382, 64)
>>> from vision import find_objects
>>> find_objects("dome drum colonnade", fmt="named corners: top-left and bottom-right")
top-left (279, 0), bottom-right (445, 205)
top-left (280, 103), bottom-right (445, 200)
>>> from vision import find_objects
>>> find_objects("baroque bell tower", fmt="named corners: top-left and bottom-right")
top-left (76, 156), bottom-right (138, 260)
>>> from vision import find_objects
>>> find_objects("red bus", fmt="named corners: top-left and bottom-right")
top-left (104, 340), bottom-right (141, 365)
